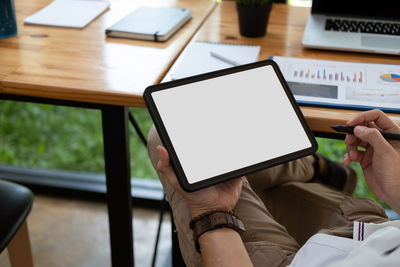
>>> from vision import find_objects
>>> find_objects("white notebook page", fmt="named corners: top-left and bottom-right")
top-left (170, 41), bottom-right (260, 80)
top-left (24, 0), bottom-right (109, 28)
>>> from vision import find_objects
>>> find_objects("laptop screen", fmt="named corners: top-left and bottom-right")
top-left (311, 0), bottom-right (400, 20)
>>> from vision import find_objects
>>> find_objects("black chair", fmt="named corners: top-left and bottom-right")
top-left (0, 179), bottom-right (34, 267)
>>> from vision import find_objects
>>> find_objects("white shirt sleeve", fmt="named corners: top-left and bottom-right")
top-left (289, 221), bottom-right (400, 267)
top-left (288, 233), bottom-right (360, 267)
top-left (327, 226), bottom-right (400, 267)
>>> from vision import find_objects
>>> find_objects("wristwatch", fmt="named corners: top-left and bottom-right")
top-left (191, 211), bottom-right (246, 253)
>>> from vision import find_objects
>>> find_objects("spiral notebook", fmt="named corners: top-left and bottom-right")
top-left (170, 41), bottom-right (260, 80)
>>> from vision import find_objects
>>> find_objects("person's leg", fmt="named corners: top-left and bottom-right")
top-left (147, 126), bottom-right (300, 267)
top-left (147, 127), bottom-right (200, 266)
top-left (247, 153), bottom-right (357, 195)
top-left (235, 178), bottom-right (300, 266)
top-left (246, 155), bottom-right (315, 193)
top-left (260, 182), bottom-right (389, 246)
top-left (245, 149), bottom-right (381, 246)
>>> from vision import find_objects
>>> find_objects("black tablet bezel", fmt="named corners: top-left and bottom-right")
top-left (144, 59), bottom-right (318, 192)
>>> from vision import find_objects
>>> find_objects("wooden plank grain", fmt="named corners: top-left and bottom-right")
top-left (0, 0), bottom-right (216, 107)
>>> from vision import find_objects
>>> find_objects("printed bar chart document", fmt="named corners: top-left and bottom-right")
top-left (272, 57), bottom-right (400, 113)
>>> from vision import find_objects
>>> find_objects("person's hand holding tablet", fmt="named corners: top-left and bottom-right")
top-left (145, 60), bottom-right (317, 191)
top-left (156, 145), bottom-right (243, 217)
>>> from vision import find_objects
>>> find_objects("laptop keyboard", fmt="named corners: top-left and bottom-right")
top-left (325, 19), bottom-right (400, 36)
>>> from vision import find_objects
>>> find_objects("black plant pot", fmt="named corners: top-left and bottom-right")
top-left (236, 2), bottom-right (272, 37)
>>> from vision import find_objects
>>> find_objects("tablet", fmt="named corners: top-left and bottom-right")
top-left (144, 60), bottom-right (317, 192)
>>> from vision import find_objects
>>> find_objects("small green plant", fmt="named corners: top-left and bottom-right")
top-left (235, 0), bottom-right (272, 7)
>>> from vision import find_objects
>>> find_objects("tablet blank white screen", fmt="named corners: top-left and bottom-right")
top-left (152, 65), bottom-right (311, 184)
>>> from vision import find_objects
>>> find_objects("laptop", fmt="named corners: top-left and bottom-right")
top-left (302, 0), bottom-right (400, 55)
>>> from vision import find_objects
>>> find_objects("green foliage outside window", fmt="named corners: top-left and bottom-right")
top-left (0, 101), bottom-right (387, 208)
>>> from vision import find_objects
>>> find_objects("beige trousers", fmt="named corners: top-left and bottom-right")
top-left (147, 126), bottom-right (388, 267)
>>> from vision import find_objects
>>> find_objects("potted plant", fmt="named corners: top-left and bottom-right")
top-left (235, 0), bottom-right (273, 37)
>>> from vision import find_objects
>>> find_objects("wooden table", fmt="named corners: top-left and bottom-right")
top-left (193, 1), bottom-right (400, 136)
top-left (0, 0), bottom-right (216, 266)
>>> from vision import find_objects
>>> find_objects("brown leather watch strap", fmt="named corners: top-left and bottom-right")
top-left (190, 211), bottom-right (245, 253)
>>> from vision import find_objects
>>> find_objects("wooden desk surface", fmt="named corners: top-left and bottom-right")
top-left (195, 2), bottom-right (400, 133)
top-left (0, 0), bottom-right (215, 107)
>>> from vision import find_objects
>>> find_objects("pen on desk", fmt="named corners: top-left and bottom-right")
top-left (331, 125), bottom-right (400, 140)
top-left (210, 51), bottom-right (240, 66)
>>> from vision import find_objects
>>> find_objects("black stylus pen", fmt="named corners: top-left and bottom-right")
top-left (331, 125), bottom-right (400, 140)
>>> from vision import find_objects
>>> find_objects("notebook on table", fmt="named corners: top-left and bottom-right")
top-left (106, 7), bottom-right (192, 42)
top-left (302, 0), bottom-right (400, 55)
top-left (23, 0), bottom-right (110, 28)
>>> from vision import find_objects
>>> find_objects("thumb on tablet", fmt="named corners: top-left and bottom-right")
top-left (156, 145), bottom-right (181, 190)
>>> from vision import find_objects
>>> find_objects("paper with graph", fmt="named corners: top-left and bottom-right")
top-left (272, 56), bottom-right (400, 112)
